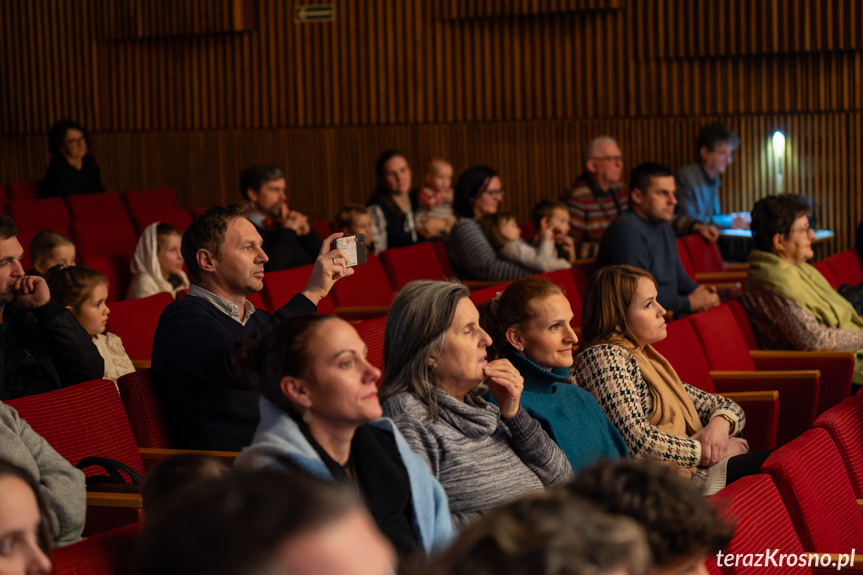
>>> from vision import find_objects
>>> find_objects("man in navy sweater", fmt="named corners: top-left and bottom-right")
top-left (597, 163), bottom-right (720, 317)
top-left (151, 203), bottom-right (352, 450)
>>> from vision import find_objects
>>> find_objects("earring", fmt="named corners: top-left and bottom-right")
top-left (518, 346), bottom-right (525, 352)
top-left (303, 408), bottom-right (313, 423)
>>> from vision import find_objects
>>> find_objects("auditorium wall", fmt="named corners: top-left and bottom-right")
top-left (1, 0), bottom-right (861, 253)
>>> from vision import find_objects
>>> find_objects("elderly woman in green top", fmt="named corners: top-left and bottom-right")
top-left (742, 194), bottom-right (863, 382)
top-left (479, 277), bottom-right (628, 471)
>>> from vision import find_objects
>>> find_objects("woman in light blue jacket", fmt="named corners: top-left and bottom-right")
top-left (235, 314), bottom-right (453, 568)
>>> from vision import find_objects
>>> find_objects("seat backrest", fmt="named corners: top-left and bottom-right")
top-left (10, 197), bottom-right (71, 233)
top-left (0, 183), bottom-right (8, 208)
top-left (353, 315), bottom-right (388, 382)
top-left (260, 265), bottom-right (336, 314)
top-left (72, 219), bottom-right (138, 259)
top-left (709, 474), bottom-right (812, 575)
top-left (107, 292), bottom-right (174, 361)
top-left (330, 253), bottom-right (393, 307)
top-left (468, 283), bottom-right (511, 307)
top-left (66, 192), bottom-right (128, 222)
top-left (8, 180), bottom-right (38, 201)
top-left (123, 187), bottom-right (177, 215)
top-left (682, 233), bottom-right (726, 274)
top-left (246, 291), bottom-right (268, 313)
top-left (432, 240), bottom-right (455, 278)
top-left (761, 427), bottom-right (863, 553)
top-left (688, 304), bottom-right (757, 371)
top-left (826, 250), bottom-right (863, 287)
top-left (310, 220), bottom-right (335, 239)
top-left (51, 522), bottom-right (141, 575)
top-left (652, 318), bottom-right (717, 393)
top-left (132, 208), bottom-right (193, 235)
top-left (379, 243), bottom-right (448, 290)
top-left (539, 268), bottom-right (584, 327)
top-left (725, 300), bottom-right (759, 349)
top-left (676, 238), bottom-right (696, 277)
top-left (84, 255), bottom-right (132, 303)
top-left (812, 259), bottom-right (839, 289)
top-left (6, 379), bottom-right (145, 477)
top-left (814, 393), bottom-right (863, 498)
top-left (117, 369), bottom-right (172, 448)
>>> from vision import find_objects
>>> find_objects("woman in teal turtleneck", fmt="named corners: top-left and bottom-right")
top-left (480, 277), bottom-right (628, 471)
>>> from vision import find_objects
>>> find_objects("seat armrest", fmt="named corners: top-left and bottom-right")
top-left (723, 262), bottom-right (749, 272)
top-left (139, 448), bottom-right (240, 469)
top-left (694, 271), bottom-right (748, 283)
top-left (720, 390), bottom-right (779, 402)
top-left (710, 370), bottom-right (820, 445)
top-left (132, 359), bottom-right (151, 369)
top-left (750, 350), bottom-right (854, 413)
top-left (87, 492), bottom-right (143, 508)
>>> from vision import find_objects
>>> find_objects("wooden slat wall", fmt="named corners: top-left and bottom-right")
top-left (1, 0), bottom-right (861, 254)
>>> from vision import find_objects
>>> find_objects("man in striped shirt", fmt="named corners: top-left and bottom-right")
top-left (562, 136), bottom-right (629, 259)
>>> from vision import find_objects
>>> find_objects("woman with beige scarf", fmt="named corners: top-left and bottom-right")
top-left (575, 265), bottom-right (762, 495)
top-left (742, 194), bottom-right (863, 383)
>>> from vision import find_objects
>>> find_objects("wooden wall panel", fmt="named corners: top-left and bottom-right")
top-left (1, 0), bottom-right (862, 255)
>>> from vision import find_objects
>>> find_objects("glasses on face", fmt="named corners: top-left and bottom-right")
top-left (483, 189), bottom-right (505, 199)
top-left (64, 136), bottom-right (86, 146)
top-left (591, 155), bottom-right (624, 163)
top-left (788, 224), bottom-right (813, 236)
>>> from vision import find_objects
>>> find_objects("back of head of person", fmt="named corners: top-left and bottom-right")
top-left (133, 469), bottom-right (395, 575)
top-left (426, 487), bottom-right (650, 575)
top-left (568, 459), bottom-right (733, 575)
top-left (141, 453), bottom-right (229, 522)
top-left (28, 231), bottom-right (76, 276)
top-left (0, 459), bottom-right (53, 575)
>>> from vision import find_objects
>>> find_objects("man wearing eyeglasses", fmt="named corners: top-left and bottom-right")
top-left (562, 136), bottom-right (628, 259)
top-left (673, 124), bottom-right (743, 243)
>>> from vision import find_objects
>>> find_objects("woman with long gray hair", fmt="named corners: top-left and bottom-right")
top-left (379, 280), bottom-right (573, 528)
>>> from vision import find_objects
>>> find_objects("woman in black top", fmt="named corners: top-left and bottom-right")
top-left (39, 120), bottom-right (105, 198)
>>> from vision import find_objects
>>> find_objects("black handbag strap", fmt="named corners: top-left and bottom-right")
top-left (76, 456), bottom-right (144, 485)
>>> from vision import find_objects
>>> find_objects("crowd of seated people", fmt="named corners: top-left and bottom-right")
top-left (2, 120), bottom-right (863, 575)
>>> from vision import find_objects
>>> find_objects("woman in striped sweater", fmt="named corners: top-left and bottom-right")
top-left (446, 165), bottom-right (533, 281)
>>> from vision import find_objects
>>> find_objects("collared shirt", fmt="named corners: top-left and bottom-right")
top-left (188, 284), bottom-right (257, 326)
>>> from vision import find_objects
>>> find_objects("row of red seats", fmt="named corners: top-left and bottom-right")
top-left (22, 373), bottom-right (861, 574)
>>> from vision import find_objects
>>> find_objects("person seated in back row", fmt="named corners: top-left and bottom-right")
top-left (127, 222), bottom-right (190, 299)
top-left (337, 203), bottom-right (375, 254)
top-left (151, 203), bottom-right (351, 451)
top-left (240, 165), bottom-right (321, 272)
top-left (28, 230), bottom-right (76, 276)
top-left (0, 216), bottom-right (104, 400)
top-left (415, 158), bottom-right (457, 240)
top-left (478, 212), bottom-right (571, 273)
top-left (38, 119), bottom-right (106, 199)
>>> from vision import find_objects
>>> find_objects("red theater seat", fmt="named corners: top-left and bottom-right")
top-left (84, 255), bottom-right (131, 303)
top-left (124, 187), bottom-right (177, 216)
top-left (814, 393), bottom-right (863, 498)
top-left (353, 315), bottom-right (387, 382)
top-left (710, 475), bottom-right (813, 575)
top-left (66, 192), bottom-right (128, 222)
top-left (260, 265), bottom-right (335, 314)
top-left (380, 243), bottom-right (448, 290)
top-left (761, 428), bottom-right (863, 555)
top-left (7, 180), bottom-right (38, 201)
top-left (72, 219), bottom-right (138, 260)
top-left (51, 522), bottom-right (141, 575)
top-left (10, 197), bottom-right (71, 234)
top-left (117, 369), bottom-right (172, 449)
top-left (107, 293), bottom-right (174, 363)
top-left (132, 208), bottom-right (193, 235)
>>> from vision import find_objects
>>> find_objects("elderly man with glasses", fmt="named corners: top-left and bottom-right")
top-left (562, 136), bottom-right (628, 259)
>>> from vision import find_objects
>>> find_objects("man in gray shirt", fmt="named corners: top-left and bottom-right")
top-left (674, 123), bottom-right (743, 243)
